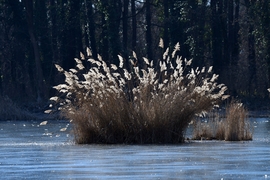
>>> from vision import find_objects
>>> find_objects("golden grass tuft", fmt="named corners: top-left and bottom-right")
top-left (66, 85), bottom-right (219, 144)
top-left (192, 101), bottom-right (253, 141)
top-left (223, 101), bottom-right (253, 141)
top-left (50, 42), bottom-right (229, 144)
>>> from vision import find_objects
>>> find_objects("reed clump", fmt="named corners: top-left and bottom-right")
top-left (192, 101), bottom-right (253, 141)
top-left (223, 101), bottom-right (252, 140)
top-left (49, 41), bottom-right (229, 144)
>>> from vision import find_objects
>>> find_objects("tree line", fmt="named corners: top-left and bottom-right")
top-left (0, 0), bottom-right (270, 102)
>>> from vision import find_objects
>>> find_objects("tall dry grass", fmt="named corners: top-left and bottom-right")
top-left (49, 40), bottom-right (229, 144)
top-left (192, 101), bottom-right (253, 141)
top-left (223, 101), bottom-right (252, 141)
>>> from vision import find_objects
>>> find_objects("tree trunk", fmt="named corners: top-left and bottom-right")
top-left (100, 10), bottom-right (109, 62)
top-left (163, 0), bottom-right (169, 48)
top-left (131, 0), bottom-right (137, 51)
top-left (227, 0), bottom-right (234, 65)
top-left (85, 0), bottom-right (97, 59)
top-left (244, 0), bottom-right (256, 95)
top-left (49, 0), bottom-right (58, 64)
top-left (64, 0), bottom-right (82, 70)
top-left (233, 0), bottom-right (240, 65)
top-left (23, 0), bottom-right (46, 102)
top-left (145, 0), bottom-right (153, 60)
top-left (122, 0), bottom-right (129, 62)
top-left (211, 0), bottom-right (223, 74)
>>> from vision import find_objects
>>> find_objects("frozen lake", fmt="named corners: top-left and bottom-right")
top-left (0, 118), bottom-right (269, 179)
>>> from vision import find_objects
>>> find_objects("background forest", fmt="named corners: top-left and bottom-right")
top-left (1, 0), bottom-right (270, 110)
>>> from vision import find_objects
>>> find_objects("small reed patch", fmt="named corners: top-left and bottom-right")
top-left (192, 101), bottom-right (253, 141)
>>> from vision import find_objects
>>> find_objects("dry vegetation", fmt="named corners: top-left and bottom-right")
top-left (0, 96), bottom-right (59, 121)
top-left (49, 41), bottom-right (229, 144)
top-left (192, 101), bottom-right (253, 141)
top-left (0, 96), bottom-right (36, 120)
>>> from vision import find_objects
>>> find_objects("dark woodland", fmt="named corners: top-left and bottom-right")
top-left (1, 0), bottom-right (270, 109)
